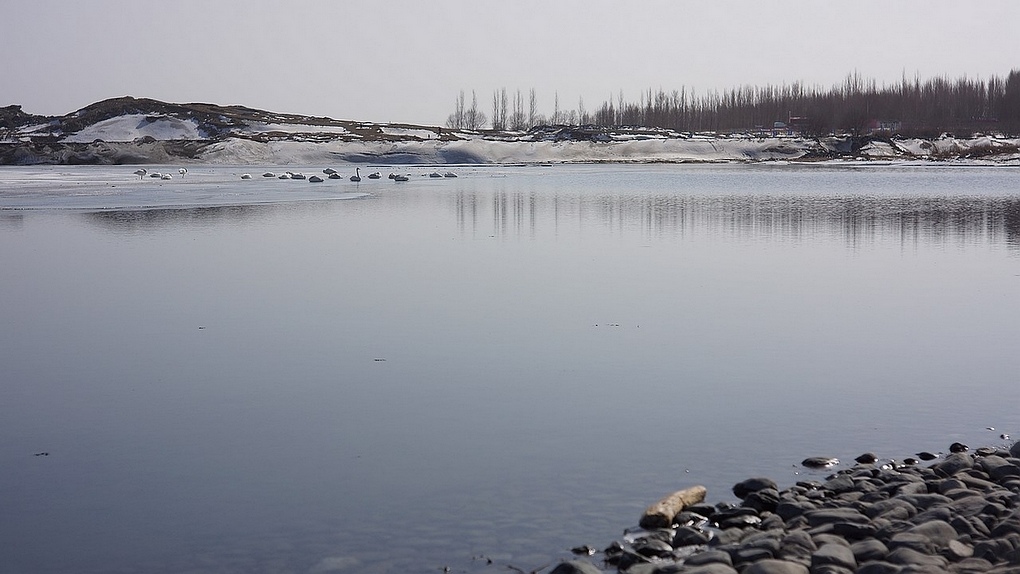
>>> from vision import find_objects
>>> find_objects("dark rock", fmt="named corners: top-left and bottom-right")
top-left (673, 525), bottom-right (711, 547)
top-left (548, 560), bottom-right (602, 574)
top-left (682, 549), bottom-right (733, 567)
top-left (855, 561), bottom-right (902, 574)
top-left (888, 532), bottom-right (938, 555)
top-left (733, 477), bottom-right (779, 499)
top-left (851, 538), bottom-right (889, 562)
top-left (1010, 441), bottom-right (1020, 459)
top-left (950, 443), bottom-right (970, 454)
top-left (933, 453), bottom-right (974, 478)
top-left (948, 557), bottom-right (993, 572)
top-left (886, 546), bottom-right (949, 568)
top-left (917, 452), bottom-right (939, 461)
top-left (805, 508), bottom-right (870, 527)
top-left (776, 499), bottom-right (815, 522)
top-left (857, 453), bottom-right (880, 464)
top-left (811, 543), bottom-right (857, 570)
top-left (904, 519), bottom-right (958, 550)
top-left (977, 455), bottom-right (1020, 482)
top-left (802, 457), bottom-right (839, 469)
top-left (944, 538), bottom-right (974, 560)
top-left (679, 564), bottom-right (739, 574)
top-left (740, 558), bottom-right (809, 574)
top-left (744, 488), bottom-right (781, 513)
top-left (822, 474), bottom-right (857, 494)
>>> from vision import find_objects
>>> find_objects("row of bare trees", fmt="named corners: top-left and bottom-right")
top-left (448, 70), bottom-right (1020, 136)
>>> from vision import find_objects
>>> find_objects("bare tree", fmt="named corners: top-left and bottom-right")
top-left (529, 89), bottom-right (538, 128)
top-left (445, 90), bottom-right (466, 129)
top-left (510, 90), bottom-right (526, 131)
top-left (465, 90), bottom-right (486, 130)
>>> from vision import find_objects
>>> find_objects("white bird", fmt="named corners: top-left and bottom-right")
top-left (161, 173), bottom-right (173, 180)
top-left (350, 167), bottom-right (361, 182)
top-left (133, 168), bottom-right (147, 179)
top-left (240, 173), bottom-right (253, 180)
top-left (179, 168), bottom-right (188, 178)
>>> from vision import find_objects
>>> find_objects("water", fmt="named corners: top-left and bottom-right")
top-left (1, 163), bottom-right (1019, 574)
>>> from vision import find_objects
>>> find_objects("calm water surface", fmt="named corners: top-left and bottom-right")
top-left (1, 164), bottom-right (1019, 573)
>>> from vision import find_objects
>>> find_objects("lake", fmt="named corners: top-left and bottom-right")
top-left (1, 163), bottom-right (1019, 574)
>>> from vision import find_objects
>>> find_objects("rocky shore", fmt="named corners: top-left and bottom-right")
top-left (553, 440), bottom-right (1020, 574)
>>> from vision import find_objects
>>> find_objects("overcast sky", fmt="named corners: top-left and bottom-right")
top-left (4, 0), bottom-right (1018, 126)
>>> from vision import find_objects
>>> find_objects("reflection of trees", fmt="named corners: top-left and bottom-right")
top-left (85, 204), bottom-right (274, 232)
top-left (454, 190), bottom-right (1020, 250)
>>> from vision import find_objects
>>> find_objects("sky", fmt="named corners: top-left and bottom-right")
top-left (3, 0), bottom-right (1019, 127)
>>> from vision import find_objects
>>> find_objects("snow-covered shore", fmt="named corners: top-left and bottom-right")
top-left (3, 97), bottom-right (1019, 166)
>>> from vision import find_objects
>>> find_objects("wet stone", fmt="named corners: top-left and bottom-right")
top-left (812, 542), bottom-right (857, 570)
top-left (733, 477), bottom-right (779, 499)
top-left (682, 549), bottom-right (733, 567)
top-left (740, 558), bottom-right (809, 574)
top-left (851, 538), bottom-right (889, 562)
top-left (855, 562), bottom-right (902, 574)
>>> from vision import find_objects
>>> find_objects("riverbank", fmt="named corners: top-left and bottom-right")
top-left (3, 97), bottom-right (1019, 165)
top-left (554, 441), bottom-right (1020, 574)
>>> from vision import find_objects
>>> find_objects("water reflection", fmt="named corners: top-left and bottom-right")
top-left (456, 190), bottom-right (1020, 249)
top-left (83, 204), bottom-right (281, 232)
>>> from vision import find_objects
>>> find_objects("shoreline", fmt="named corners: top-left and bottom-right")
top-left (552, 440), bottom-right (1020, 574)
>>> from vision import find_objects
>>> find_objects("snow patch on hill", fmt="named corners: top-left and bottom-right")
top-left (63, 114), bottom-right (204, 142)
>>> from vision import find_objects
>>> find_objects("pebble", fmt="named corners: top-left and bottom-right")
top-left (558, 440), bottom-right (1020, 573)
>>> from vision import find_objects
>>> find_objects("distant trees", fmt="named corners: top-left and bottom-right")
top-left (449, 70), bottom-right (1020, 136)
top-left (446, 90), bottom-right (486, 130)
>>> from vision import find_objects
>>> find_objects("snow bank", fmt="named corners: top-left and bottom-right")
top-left (192, 134), bottom-right (820, 165)
top-left (63, 114), bottom-right (204, 142)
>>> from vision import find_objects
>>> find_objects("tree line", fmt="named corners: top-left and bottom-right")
top-left (447, 70), bottom-right (1020, 137)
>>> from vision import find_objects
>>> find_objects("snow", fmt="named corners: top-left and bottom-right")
top-left (63, 114), bottom-right (205, 142)
top-left (244, 122), bottom-right (350, 135)
top-left (379, 126), bottom-right (440, 140)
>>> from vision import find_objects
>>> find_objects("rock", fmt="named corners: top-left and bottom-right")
top-left (916, 452), bottom-right (939, 461)
top-left (674, 525), bottom-right (711, 547)
top-left (855, 562), bottom-right (903, 574)
top-left (950, 442), bottom-right (969, 453)
top-left (548, 560), bottom-right (602, 574)
top-left (857, 453), bottom-right (880, 464)
top-left (851, 538), bottom-right (889, 562)
top-left (1010, 441), bottom-right (1020, 459)
top-left (932, 452), bottom-right (973, 477)
top-left (743, 488), bottom-right (780, 513)
top-left (812, 543), bottom-right (857, 570)
top-left (802, 457), bottom-right (839, 469)
top-left (886, 546), bottom-right (948, 568)
top-left (683, 549), bottom-right (733, 567)
top-left (733, 477), bottom-right (778, 499)
top-left (740, 558), bottom-right (809, 574)
top-left (681, 564), bottom-right (739, 574)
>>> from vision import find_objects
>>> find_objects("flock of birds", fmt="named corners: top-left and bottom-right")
top-left (134, 167), bottom-right (187, 180)
top-left (132, 167), bottom-right (458, 183)
top-left (240, 167), bottom-right (459, 182)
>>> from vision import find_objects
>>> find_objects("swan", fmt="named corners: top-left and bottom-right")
top-left (393, 174), bottom-right (409, 182)
top-left (368, 172), bottom-right (381, 179)
top-left (263, 172), bottom-right (276, 177)
top-left (179, 168), bottom-right (188, 178)
top-left (161, 173), bottom-right (173, 180)
top-left (350, 167), bottom-right (361, 182)
top-left (240, 173), bottom-right (253, 179)
top-left (134, 168), bottom-right (147, 179)
top-left (309, 175), bottom-right (324, 183)
top-left (323, 168), bottom-right (337, 175)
